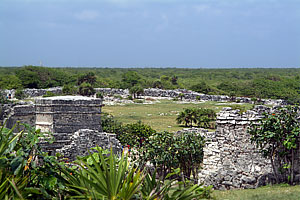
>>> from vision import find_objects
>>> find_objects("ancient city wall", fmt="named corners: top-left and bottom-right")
top-left (3, 87), bottom-right (285, 105)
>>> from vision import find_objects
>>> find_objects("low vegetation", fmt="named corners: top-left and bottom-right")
top-left (0, 123), bottom-right (212, 199)
top-left (2, 66), bottom-right (300, 103)
top-left (102, 100), bottom-right (252, 132)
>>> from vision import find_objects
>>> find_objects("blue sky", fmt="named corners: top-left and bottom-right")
top-left (0, 0), bottom-right (299, 68)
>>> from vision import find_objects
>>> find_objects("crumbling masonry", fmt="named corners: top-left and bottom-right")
top-left (4, 96), bottom-right (122, 159)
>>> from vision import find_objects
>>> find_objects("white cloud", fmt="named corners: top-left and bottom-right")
top-left (75, 10), bottom-right (99, 20)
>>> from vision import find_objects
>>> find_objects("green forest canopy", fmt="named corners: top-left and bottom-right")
top-left (1, 66), bottom-right (300, 103)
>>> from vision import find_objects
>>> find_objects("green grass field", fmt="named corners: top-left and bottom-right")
top-left (212, 184), bottom-right (300, 200)
top-left (102, 99), bottom-right (253, 132)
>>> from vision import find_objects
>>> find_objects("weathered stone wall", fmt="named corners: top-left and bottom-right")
top-left (5, 104), bottom-right (36, 132)
top-left (58, 129), bottom-right (122, 161)
top-left (35, 96), bottom-right (103, 151)
top-left (197, 106), bottom-right (275, 189)
top-left (2, 87), bottom-right (286, 105)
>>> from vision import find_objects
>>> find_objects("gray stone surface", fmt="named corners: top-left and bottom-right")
top-left (2, 87), bottom-right (286, 106)
top-left (196, 106), bottom-right (274, 189)
top-left (58, 129), bottom-right (122, 161)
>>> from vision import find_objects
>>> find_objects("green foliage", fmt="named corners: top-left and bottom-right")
top-left (0, 123), bottom-right (69, 199)
top-left (0, 75), bottom-right (22, 89)
top-left (15, 89), bottom-right (26, 100)
top-left (101, 113), bottom-right (125, 137)
top-left (121, 71), bottom-right (141, 89)
top-left (133, 99), bottom-right (144, 104)
top-left (78, 82), bottom-right (95, 96)
top-left (0, 91), bottom-right (9, 104)
top-left (62, 147), bottom-right (143, 200)
top-left (3, 67), bottom-right (300, 103)
top-left (190, 81), bottom-right (214, 94)
top-left (96, 92), bottom-right (104, 99)
top-left (229, 105), bottom-right (247, 114)
top-left (176, 108), bottom-right (216, 128)
top-left (248, 106), bottom-right (300, 184)
top-left (137, 131), bottom-right (205, 181)
top-left (141, 169), bottom-right (212, 200)
top-left (121, 121), bottom-right (156, 147)
top-left (16, 66), bottom-right (70, 89)
top-left (62, 84), bottom-right (77, 95)
top-left (77, 72), bottom-right (97, 86)
top-left (43, 91), bottom-right (57, 97)
top-left (129, 85), bottom-right (144, 99)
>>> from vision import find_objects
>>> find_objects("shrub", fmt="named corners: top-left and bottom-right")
top-left (15, 89), bottom-right (26, 100)
top-left (229, 104), bottom-right (247, 114)
top-left (114, 94), bottom-right (122, 99)
top-left (248, 106), bottom-right (300, 184)
top-left (96, 92), bottom-right (104, 99)
top-left (121, 121), bottom-right (156, 147)
top-left (78, 82), bottom-right (95, 96)
top-left (62, 84), bottom-right (77, 95)
top-left (133, 99), bottom-right (143, 104)
top-left (137, 131), bottom-right (205, 181)
top-left (43, 91), bottom-right (57, 97)
top-left (176, 108), bottom-right (216, 128)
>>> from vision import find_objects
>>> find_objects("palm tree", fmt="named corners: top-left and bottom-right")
top-left (176, 108), bottom-right (197, 127)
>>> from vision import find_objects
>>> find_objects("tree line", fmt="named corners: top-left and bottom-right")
top-left (2, 66), bottom-right (300, 103)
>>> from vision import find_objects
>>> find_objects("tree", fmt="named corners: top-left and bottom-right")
top-left (62, 84), bottom-right (77, 95)
top-left (0, 75), bottom-right (22, 89)
top-left (176, 108), bottom-right (196, 127)
top-left (16, 66), bottom-right (69, 89)
top-left (121, 71), bottom-right (141, 89)
top-left (248, 106), bottom-right (300, 184)
top-left (120, 121), bottom-right (156, 147)
top-left (129, 85), bottom-right (144, 99)
top-left (190, 81), bottom-right (213, 94)
top-left (78, 82), bottom-right (95, 96)
top-left (77, 72), bottom-right (97, 86)
top-left (137, 131), bottom-right (205, 181)
top-left (176, 108), bottom-right (216, 128)
top-left (195, 108), bottom-right (216, 129)
top-left (171, 75), bottom-right (178, 85)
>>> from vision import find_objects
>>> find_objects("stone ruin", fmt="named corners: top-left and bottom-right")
top-left (179, 105), bottom-right (300, 190)
top-left (3, 87), bottom-right (286, 106)
top-left (1, 94), bottom-right (296, 189)
top-left (3, 96), bottom-right (122, 160)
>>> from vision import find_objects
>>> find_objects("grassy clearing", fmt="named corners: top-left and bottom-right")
top-left (102, 100), bottom-right (253, 132)
top-left (212, 184), bottom-right (300, 200)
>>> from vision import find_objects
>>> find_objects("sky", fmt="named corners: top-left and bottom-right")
top-left (0, 0), bottom-right (299, 68)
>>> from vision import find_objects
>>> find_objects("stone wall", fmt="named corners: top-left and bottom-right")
top-left (58, 129), bottom-right (122, 161)
top-left (196, 106), bottom-right (275, 189)
top-left (2, 87), bottom-right (286, 106)
top-left (5, 104), bottom-right (36, 132)
top-left (3, 96), bottom-right (115, 160)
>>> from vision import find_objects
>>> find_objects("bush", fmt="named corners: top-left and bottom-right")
top-left (15, 89), bottom-right (26, 100)
top-left (62, 84), bottom-right (77, 95)
top-left (176, 108), bottom-right (216, 128)
top-left (133, 99), bottom-right (143, 104)
top-left (113, 94), bottom-right (122, 99)
top-left (229, 105), bottom-right (247, 114)
top-left (78, 82), bottom-right (95, 96)
top-left (43, 91), bottom-right (57, 97)
top-left (137, 131), bottom-right (205, 181)
top-left (121, 121), bottom-right (156, 147)
top-left (248, 106), bottom-right (300, 184)
top-left (96, 92), bottom-right (104, 99)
